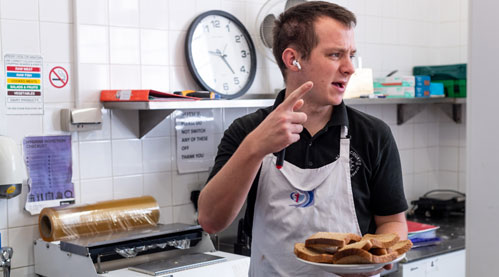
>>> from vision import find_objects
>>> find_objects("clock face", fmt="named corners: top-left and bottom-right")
top-left (186, 11), bottom-right (257, 99)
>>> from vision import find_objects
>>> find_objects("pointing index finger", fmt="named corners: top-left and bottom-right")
top-left (281, 81), bottom-right (313, 110)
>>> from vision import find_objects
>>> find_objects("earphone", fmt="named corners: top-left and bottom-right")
top-left (292, 59), bottom-right (302, 70)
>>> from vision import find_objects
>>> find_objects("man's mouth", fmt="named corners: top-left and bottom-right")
top-left (332, 82), bottom-right (346, 89)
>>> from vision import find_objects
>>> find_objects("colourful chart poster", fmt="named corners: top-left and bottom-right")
top-left (4, 54), bottom-right (43, 114)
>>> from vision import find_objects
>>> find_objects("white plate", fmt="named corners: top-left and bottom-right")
top-left (296, 254), bottom-right (406, 275)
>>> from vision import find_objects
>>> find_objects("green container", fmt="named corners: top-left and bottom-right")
top-left (413, 64), bottom-right (467, 80)
top-left (432, 79), bottom-right (467, 98)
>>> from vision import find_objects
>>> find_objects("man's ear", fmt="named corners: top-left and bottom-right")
top-left (282, 48), bottom-right (301, 72)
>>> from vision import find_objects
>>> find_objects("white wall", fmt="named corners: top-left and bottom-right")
top-left (467, 1), bottom-right (499, 275)
top-left (0, 0), bottom-right (466, 275)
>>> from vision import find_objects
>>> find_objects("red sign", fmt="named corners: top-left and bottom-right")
top-left (49, 66), bottom-right (69, 88)
top-left (7, 66), bottom-right (41, 72)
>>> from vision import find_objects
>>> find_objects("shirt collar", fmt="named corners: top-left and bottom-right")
top-left (272, 89), bottom-right (349, 127)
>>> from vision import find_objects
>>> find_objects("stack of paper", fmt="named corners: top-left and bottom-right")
top-left (407, 220), bottom-right (441, 248)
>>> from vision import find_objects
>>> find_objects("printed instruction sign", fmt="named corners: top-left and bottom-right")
top-left (175, 109), bottom-right (215, 173)
top-left (23, 135), bottom-right (74, 215)
top-left (4, 54), bottom-right (43, 114)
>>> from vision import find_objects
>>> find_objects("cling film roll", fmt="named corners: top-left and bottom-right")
top-left (38, 196), bottom-right (160, 242)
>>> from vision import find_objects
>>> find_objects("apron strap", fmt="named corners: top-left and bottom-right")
top-left (340, 126), bottom-right (349, 139)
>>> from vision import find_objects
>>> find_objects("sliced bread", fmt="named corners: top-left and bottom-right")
top-left (294, 242), bottom-right (335, 263)
top-left (362, 233), bottom-right (400, 248)
top-left (305, 232), bottom-right (362, 249)
top-left (390, 239), bottom-right (413, 256)
top-left (332, 248), bottom-right (399, 264)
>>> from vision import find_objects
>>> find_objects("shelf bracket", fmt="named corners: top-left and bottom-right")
top-left (397, 104), bottom-right (425, 125)
top-left (438, 103), bottom-right (462, 123)
top-left (138, 109), bottom-right (174, 138)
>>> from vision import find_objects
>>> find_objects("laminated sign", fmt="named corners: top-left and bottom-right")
top-left (175, 109), bottom-right (215, 173)
top-left (4, 54), bottom-right (43, 114)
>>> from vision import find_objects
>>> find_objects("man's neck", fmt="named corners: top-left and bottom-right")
top-left (301, 102), bottom-right (333, 137)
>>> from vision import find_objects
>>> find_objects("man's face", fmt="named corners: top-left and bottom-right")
top-left (298, 17), bottom-right (356, 106)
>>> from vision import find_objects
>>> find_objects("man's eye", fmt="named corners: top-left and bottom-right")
top-left (350, 54), bottom-right (356, 60)
top-left (329, 53), bottom-right (340, 58)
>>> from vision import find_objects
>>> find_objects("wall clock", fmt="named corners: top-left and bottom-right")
top-left (185, 10), bottom-right (257, 99)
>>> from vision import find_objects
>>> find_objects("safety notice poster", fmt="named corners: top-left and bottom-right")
top-left (23, 135), bottom-right (74, 215)
top-left (175, 109), bottom-right (215, 173)
top-left (4, 54), bottom-right (43, 114)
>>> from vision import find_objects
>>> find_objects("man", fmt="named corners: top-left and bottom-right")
top-left (198, 1), bottom-right (408, 276)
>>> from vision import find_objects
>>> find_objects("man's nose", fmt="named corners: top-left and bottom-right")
top-left (341, 56), bottom-right (355, 76)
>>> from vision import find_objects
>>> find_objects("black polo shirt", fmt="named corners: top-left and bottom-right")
top-left (207, 90), bottom-right (408, 237)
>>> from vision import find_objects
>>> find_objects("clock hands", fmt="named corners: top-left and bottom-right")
top-left (208, 47), bottom-right (235, 74)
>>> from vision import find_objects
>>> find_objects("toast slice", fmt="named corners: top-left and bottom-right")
top-left (305, 232), bottom-right (362, 249)
top-left (332, 248), bottom-right (398, 264)
top-left (369, 247), bottom-right (389, 256)
top-left (390, 239), bottom-right (413, 255)
top-left (294, 242), bottom-right (335, 263)
top-left (362, 233), bottom-right (400, 248)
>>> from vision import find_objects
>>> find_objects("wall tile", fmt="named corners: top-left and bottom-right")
top-left (72, 180), bottom-right (81, 204)
top-left (77, 25), bottom-right (109, 64)
top-left (414, 123), bottom-right (428, 148)
top-left (39, 0), bottom-right (73, 23)
top-left (76, 64), bottom-right (110, 104)
top-left (4, 115), bottom-right (43, 142)
top-left (0, 228), bottom-right (8, 248)
top-left (413, 172), bottom-right (429, 198)
top-left (0, 199), bottom-right (7, 229)
top-left (169, 66), bottom-right (200, 92)
top-left (9, 266), bottom-right (35, 277)
top-left (113, 174), bottom-right (143, 199)
top-left (110, 27), bottom-right (140, 64)
top-left (438, 171), bottom-right (459, 190)
top-left (141, 65), bottom-right (169, 92)
top-left (168, 31), bottom-right (186, 66)
top-left (109, 65), bottom-right (141, 89)
top-left (414, 148), bottom-right (434, 173)
top-left (173, 204), bottom-right (197, 225)
top-left (402, 173), bottom-right (415, 202)
top-left (40, 22), bottom-right (73, 63)
top-left (141, 29), bottom-right (169, 65)
top-left (72, 142), bottom-right (80, 182)
top-left (112, 139), bottom-right (142, 176)
top-left (0, 0), bottom-right (38, 20)
top-left (168, 0), bottom-right (196, 31)
top-left (144, 172), bottom-right (172, 207)
top-left (399, 149), bottom-right (414, 174)
top-left (439, 122), bottom-right (460, 147)
top-left (111, 110), bottom-right (139, 139)
top-left (142, 137), bottom-right (172, 173)
top-left (109, 0), bottom-right (139, 27)
top-left (439, 146), bottom-right (459, 171)
top-left (139, 0), bottom-right (169, 30)
top-left (1, 20), bottom-right (40, 54)
top-left (8, 225), bottom-right (38, 268)
top-left (80, 178), bottom-right (113, 203)
top-left (396, 123), bottom-right (414, 150)
top-left (6, 184), bottom-right (37, 228)
top-left (159, 206), bottom-right (173, 224)
top-left (42, 103), bottom-right (72, 135)
top-left (79, 140), bottom-right (113, 179)
top-left (75, 0), bottom-right (109, 25)
top-left (172, 172), bottom-right (202, 205)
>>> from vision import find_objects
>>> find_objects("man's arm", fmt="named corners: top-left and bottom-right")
top-left (198, 82), bottom-right (313, 234)
top-left (374, 212), bottom-right (408, 239)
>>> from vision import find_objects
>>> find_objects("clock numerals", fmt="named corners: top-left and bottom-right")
top-left (241, 50), bottom-right (247, 58)
top-left (223, 83), bottom-right (229, 91)
top-left (211, 20), bottom-right (220, 28)
top-left (240, 66), bottom-right (246, 73)
top-left (235, 35), bottom-right (242, 43)
top-left (234, 77), bottom-right (240, 85)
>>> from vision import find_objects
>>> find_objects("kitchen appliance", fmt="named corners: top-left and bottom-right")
top-left (410, 190), bottom-right (465, 218)
top-left (34, 223), bottom-right (249, 276)
top-left (0, 136), bottom-right (27, 199)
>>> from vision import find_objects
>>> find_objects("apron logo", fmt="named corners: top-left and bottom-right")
top-left (289, 189), bottom-right (315, 208)
top-left (336, 150), bottom-right (362, 177)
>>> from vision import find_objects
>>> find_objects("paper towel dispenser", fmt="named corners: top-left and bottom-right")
top-left (61, 108), bottom-right (102, 132)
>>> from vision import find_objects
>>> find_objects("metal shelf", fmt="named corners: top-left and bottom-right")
top-left (103, 97), bottom-right (466, 138)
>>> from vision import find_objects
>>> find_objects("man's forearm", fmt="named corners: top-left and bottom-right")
top-left (374, 212), bottom-right (408, 239)
top-left (197, 136), bottom-right (265, 234)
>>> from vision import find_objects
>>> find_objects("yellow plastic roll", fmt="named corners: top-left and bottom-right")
top-left (38, 196), bottom-right (160, 242)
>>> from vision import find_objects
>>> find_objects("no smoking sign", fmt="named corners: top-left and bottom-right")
top-left (49, 66), bottom-right (69, 88)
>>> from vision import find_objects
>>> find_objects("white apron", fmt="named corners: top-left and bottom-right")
top-left (249, 126), bottom-right (362, 277)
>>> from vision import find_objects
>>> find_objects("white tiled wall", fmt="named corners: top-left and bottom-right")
top-left (0, 0), bottom-right (467, 274)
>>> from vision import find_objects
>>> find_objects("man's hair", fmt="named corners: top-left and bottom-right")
top-left (272, 1), bottom-right (356, 79)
